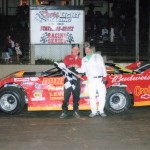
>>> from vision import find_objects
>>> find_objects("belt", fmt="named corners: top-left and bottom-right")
top-left (93, 76), bottom-right (102, 78)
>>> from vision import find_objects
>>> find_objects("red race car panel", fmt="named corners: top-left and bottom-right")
top-left (7, 76), bottom-right (91, 111)
top-left (27, 76), bottom-right (91, 111)
top-left (106, 73), bottom-right (150, 106)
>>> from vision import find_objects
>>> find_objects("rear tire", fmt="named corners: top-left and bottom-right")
top-left (105, 87), bottom-right (131, 114)
top-left (0, 87), bottom-right (25, 114)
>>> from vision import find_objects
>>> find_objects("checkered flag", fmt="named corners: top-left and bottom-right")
top-left (54, 62), bottom-right (77, 90)
top-left (64, 74), bottom-right (77, 90)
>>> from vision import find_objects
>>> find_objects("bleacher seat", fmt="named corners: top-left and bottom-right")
top-left (1, 52), bottom-right (10, 62)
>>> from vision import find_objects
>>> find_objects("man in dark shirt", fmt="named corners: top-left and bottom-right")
top-left (59, 44), bottom-right (82, 119)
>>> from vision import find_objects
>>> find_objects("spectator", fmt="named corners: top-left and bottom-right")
top-left (15, 42), bottom-right (23, 64)
top-left (6, 35), bottom-right (15, 63)
top-left (101, 26), bottom-right (109, 42)
top-left (102, 26), bottom-right (109, 36)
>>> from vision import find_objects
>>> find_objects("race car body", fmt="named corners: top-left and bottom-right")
top-left (105, 62), bottom-right (150, 113)
top-left (0, 62), bottom-right (149, 114)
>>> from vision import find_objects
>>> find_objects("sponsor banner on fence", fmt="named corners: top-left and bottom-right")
top-left (30, 7), bottom-right (84, 44)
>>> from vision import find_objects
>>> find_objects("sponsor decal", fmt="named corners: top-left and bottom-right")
top-left (134, 86), bottom-right (150, 101)
top-left (48, 85), bottom-right (63, 91)
top-left (33, 90), bottom-right (43, 97)
top-left (34, 83), bottom-right (50, 90)
top-left (48, 85), bottom-right (64, 100)
top-left (50, 91), bottom-right (64, 97)
top-left (14, 78), bottom-right (30, 82)
top-left (42, 77), bottom-right (64, 85)
top-left (30, 77), bottom-right (39, 81)
top-left (141, 94), bottom-right (150, 99)
top-left (134, 86), bottom-right (150, 97)
top-left (33, 92), bottom-right (42, 97)
top-left (31, 90), bottom-right (45, 101)
top-left (41, 26), bottom-right (74, 32)
top-left (35, 83), bottom-right (41, 89)
top-left (22, 81), bottom-right (33, 85)
top-left (109, 75), bottom-right (150, 83)
top-left (31, 97), bottom-right (45, 101)
top-left (35, 11), bottom-right (81, 23)
top-left (40, 32), bottom-right (68, 44)
top-left (40, 32), bottom-right (74, 44)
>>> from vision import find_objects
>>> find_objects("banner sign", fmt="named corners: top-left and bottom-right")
top-left (30, 6), bottom-right (84, 44)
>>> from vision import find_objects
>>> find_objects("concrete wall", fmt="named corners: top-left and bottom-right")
top-left (0, 65), bottom-right (53, 78)
top-left (0, 63), bottom-right (130, 79)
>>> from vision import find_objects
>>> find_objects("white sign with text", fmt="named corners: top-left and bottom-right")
top-left (30, 9), bottom-right (84, 44)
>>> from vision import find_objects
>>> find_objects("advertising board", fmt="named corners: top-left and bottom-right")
top-left (30, 6), bottom-right (84, 45)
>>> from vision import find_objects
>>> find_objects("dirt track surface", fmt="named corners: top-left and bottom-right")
top-left (0, 106), bottom-right (150, 150)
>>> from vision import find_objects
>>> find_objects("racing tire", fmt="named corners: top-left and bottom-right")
top-left (0, 87), bottom-right (25, 114)
top-left (105, 87), bottom-right (131, 114)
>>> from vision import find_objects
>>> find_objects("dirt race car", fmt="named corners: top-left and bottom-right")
top-left (0, 61), bottom-right (149, 115)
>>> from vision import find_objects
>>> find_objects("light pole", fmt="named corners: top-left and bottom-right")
top-left (148, 5), bottom-right (150, 62)
top-left (135, 0), bottom-right (139, 61)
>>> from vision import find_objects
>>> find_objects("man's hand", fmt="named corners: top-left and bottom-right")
top-left (102, 77), bottom-right (108, 84)
top-left (77, 74), bottom-right (82, 78)
top-left (57, 63), bottom-right (66, 69)
top-left (74, 64), bottom-right (79, 70)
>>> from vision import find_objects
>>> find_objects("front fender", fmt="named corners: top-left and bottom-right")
top-left (107, 82), bottom-right (132, 94)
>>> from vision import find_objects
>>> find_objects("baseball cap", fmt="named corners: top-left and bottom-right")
top-left (72, 44), bottom-right (79, 48)
top-left (84, 41), bottom-right (90, 48)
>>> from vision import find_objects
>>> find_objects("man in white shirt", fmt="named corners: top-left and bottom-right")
top-left (78, 46), bottom-right (107, 117)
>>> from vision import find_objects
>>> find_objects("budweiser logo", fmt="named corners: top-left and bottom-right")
top-left (109, 75), bottom-right (150, 83)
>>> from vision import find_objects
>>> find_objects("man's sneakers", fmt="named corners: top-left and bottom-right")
top-left (59, 112), bottom-right (67, 119)
top-left (97, 111), bottom-right (107, 117)
top-left (89, 112), bottom-right (107, 118)
top-left (89, 113), bottom-right (97, 118)
top-left (73, 111), bottom-right (80, 118)
top-left (100, 113), bottom-right (107, 117)
top-left (59, 111), bottom-right (80, 119)
top-left (60, 111), bottom-right (106, 119)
